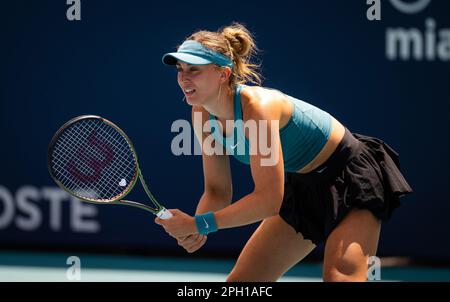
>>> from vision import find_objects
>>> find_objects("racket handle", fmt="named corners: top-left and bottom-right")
top-left (156, 207), bottom-right (173, 219)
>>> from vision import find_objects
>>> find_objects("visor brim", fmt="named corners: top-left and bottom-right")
top-left (162, 53), bottom-right (213, 66)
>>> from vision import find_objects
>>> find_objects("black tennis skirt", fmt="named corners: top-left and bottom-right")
top-left (279, 128), bottom-right (413, 245)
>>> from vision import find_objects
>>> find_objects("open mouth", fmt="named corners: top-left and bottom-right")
top-left (184, 88), bottom-right (196, 97)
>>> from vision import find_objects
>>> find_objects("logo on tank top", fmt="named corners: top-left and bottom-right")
top-left (316, 166), bottom-right (327, 173)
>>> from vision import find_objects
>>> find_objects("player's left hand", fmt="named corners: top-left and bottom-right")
top-left (154, 209), bottom-right (197, 238)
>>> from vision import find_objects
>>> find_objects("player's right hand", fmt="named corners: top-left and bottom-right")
top-left (177, 234), bottom-right (207, 253)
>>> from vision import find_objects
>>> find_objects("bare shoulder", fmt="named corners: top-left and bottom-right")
top-left (240, 85), bottom-right (294, 126)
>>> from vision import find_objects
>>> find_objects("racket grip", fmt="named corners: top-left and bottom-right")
top-left (156, 207), bottom-right (173, 219)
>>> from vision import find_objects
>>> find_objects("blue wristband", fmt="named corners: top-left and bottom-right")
top-left (195, 212), bottom-right (218, 235)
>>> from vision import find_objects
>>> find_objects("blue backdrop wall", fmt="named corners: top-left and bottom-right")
top-left (1, 0), bottom-right (449, 261)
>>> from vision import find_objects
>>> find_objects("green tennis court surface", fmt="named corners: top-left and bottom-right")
top-left (0, 251), bottom-right (449, 282)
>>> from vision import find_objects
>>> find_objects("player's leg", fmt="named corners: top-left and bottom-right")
top-left (226, 215), bottom-right (316, 282)
top-left (323, 208), bottom-right (381, 282)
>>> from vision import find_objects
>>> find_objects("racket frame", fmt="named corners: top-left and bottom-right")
top-left (48, 115), bottom-right (169, 217)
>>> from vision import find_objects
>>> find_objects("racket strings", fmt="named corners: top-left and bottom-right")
top-left (53, 123), bottom-right (113, 187)
top-left (53, 123), bottom-right (107, 184)
top-left (51, 119), bottom-right (138, 201)
top-left (53, 123), bottom-right (123, 199)
top-left (70, 121), bottom-right (136, 197)
top-left (54, 121), bottom-right (135, 199)
top-left (54, 128), bottom-right (125, 197)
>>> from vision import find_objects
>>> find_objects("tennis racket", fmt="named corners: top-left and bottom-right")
top-left (47, 115), bottom-right (172, 219)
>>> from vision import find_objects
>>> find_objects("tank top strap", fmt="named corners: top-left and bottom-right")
top-left (234, 84), bottom-right (244, 121)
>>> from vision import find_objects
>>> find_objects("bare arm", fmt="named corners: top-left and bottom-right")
top-left (214, 100), bottom-right (285, 229)
top-left (192, 106), bottom-right (233, 215)
top-left (168, 106), bottom-right (234, 253)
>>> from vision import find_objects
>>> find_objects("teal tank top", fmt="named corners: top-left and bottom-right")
top-left (209, 84), bottom-right (333, 172)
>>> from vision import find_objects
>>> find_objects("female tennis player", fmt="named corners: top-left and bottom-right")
top-left (155, 22), bottom-right (413, 281)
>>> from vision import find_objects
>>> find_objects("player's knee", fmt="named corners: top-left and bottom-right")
top-left (323, 254), bottom-right (367, 282)
top-left (323, 265), bottom-right (367, 282)
top-left (323, 268), bottom-right (351, 282)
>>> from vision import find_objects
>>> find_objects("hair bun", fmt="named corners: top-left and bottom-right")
top-left (220, 22), bottom-right (256, 58)
top-left (185, 22), bottom-right (262, 86)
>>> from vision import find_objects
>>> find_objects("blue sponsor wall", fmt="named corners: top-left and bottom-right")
top-left (0, 0), bottom-right (449, 261)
